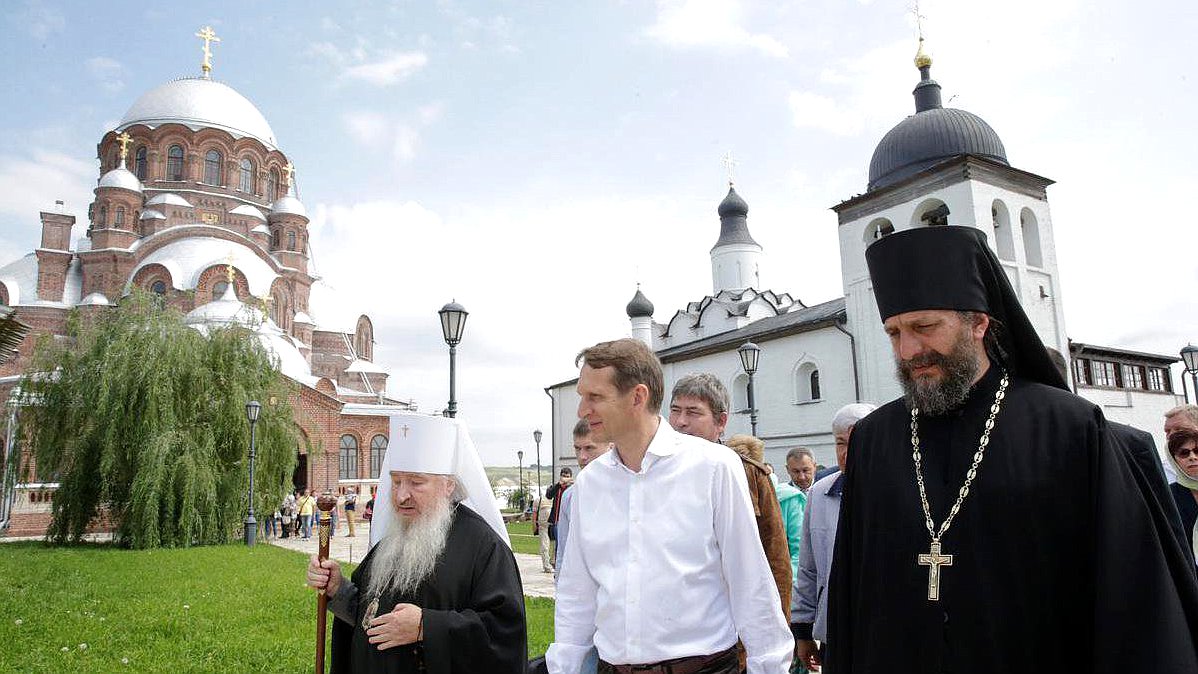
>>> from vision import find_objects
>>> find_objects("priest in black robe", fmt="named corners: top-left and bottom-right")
top-left (307, 414), bottom-right (527, 674)
top-left (826, 226), bottom-right (1198, 673)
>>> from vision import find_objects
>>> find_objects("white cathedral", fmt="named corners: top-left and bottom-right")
top-left (547, 45), bottom-right (1184, 471)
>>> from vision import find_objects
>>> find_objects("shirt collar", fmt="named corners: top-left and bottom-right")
top-left (604, 416), bottom-right (680, 472)
top-left (827, 473), bottom-right (845, 497)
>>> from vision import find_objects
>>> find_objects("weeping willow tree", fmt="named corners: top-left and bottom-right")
top-left (20, 291), bottom-right (298, 548)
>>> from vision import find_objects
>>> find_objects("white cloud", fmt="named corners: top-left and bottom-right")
top-left (12, 0), bottom-right (64, 40)
top-left (342, 51), bottom-right (429, 86)
top-left (0, 149), bottom-right (94, 222)
top-left (788, 91), bottom-right (864, 137)
top-left (645, 0), bottom-right (788, 58)
top-left (85, 56), bottom-right (125, 93)
top-left (341, 104), bottom-right (444, 164)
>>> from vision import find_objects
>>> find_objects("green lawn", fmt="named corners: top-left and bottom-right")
top-left (0, 542), bottom-right (552, 672)
top-left (506, 519), bottom-right (544, 556)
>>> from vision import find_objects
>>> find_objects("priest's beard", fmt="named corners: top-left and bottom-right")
top-left (366, 497), bottom-right (456, 600)
top-left (897, 327), bottom-right (982, 416)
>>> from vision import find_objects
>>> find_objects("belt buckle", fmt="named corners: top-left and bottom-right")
top-left (630, 665), bottom-right (666, 674)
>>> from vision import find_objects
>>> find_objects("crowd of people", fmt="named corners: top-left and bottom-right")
top-left (304, 226), bottom-right (1198, 673)
top-left (259, 487), bottom-right (365, 541)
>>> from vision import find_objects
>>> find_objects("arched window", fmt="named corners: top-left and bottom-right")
top-left (212, 280), bottom-right (229, 300)
top-left (1021, 208), bottom-right (1043, 267)
top-left (166, 145), bottom-right (184, 181)
top-left (912, 198), bottom-right (950, 227)
top-left (864, 217), bottom-right (894, 242)
top-left (151, 280), bottom-right (167, 295)
top-left (267, 168), bottom-right (280, 202)
top-left (204, 150), bottom-right (222, 184)
top-left (239, 158), bottom-right (254, 193)
top-left (98, 204), bottom-right (108, 226)
top-left (134, 146), bottom-right (148, 180)
top-left (992, 200), bottom-right (1015, 261)
top-left (272, 229), bottom-right (280, 248)
top-left (370, 435), bottom-right (388, 479)
top-left (796, 362), bottom-right (821, 402)
top-left (114, 206), bottom-right (125, 226)
top-left (287, 231), bottom-right (297, 251)
top-left (732, 373), bottom-right (749, 413)
top-left (339, 434), bottom-right (359, 480)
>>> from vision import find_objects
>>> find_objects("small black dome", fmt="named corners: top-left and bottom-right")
top-left (717, 186), bottom-right (749, 218)
top-left (867, 66), bottom-right (1008, 192)
top-left (626, 288), bottom-right (654, 318)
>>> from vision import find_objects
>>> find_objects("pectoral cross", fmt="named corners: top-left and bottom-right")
top-left (115, 131), bottom-right (134, 165)
top-left (196, 26), bottom-right (221, 78)
top-left (917, 540), bottom-right (953, 601)
top-left (721, 151), bottom-right (738, 186)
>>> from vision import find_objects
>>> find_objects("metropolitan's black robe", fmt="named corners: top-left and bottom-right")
top-left (1109, 421), bottom-right (1194, 567)
top-left (827, 366), bottom-right (1198, 673)
top-left (329, 505), bottom-right (527, 674)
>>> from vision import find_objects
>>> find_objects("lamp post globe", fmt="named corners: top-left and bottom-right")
top-left (738, 342), bottom-right (761, 436)
top-left (244, 400), bottom-right (262, 546)
top-left (438, 301), bottom-right (468, 418)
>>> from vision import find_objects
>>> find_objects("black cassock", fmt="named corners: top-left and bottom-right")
top-left (330, 505), bottom-right (527, 674)
top-left (827, 366), bottom-right (1198, 673)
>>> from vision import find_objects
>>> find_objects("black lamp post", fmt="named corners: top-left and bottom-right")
top-left (438, 301), bottom-right (468, 418)
top-left (244, 400), bottom-right (261, 547)
top-left (738, 341), bottom-right (761, 437)
top-left (533, 429), bottom-right (543, 508)
top-left (1182, 344), bottom-right (1198, 403)
top-left (517, 449), bottom-right (524, 513)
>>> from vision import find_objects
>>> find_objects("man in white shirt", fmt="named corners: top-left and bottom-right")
top-left (547, 339), bottom-right (794, 674)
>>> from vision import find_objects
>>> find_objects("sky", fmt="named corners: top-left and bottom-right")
top-left (1, 0), bottom-right (1196, 466)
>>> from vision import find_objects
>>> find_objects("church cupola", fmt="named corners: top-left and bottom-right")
top-left (710, 184), bottom-right (762, 294)
top-left (626, 285), bottom-right (655, 348)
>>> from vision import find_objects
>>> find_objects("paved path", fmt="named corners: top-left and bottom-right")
top-left (267, 522), bottom-right (556, 599)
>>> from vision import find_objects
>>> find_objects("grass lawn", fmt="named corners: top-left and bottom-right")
top-left (0, 541), bottom-right (552, 672)
top-left (506, 519), bottom-right (544, 557)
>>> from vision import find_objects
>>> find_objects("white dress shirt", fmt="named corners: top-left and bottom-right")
top-left (547, 419), bottom-right (794, 674)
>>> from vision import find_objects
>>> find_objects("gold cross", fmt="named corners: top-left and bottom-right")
top-left (721, 151), bottom-right (738, 186)
top-left (195, 26), bottom-right (221, 78)
top-left (282, 161), bottom-right (296, 191)
top-left (917, 540), bottom-right (953, 601)
top-left (225, 252), bottom-right (236, 285)
top-left (115, 131), bottom-right (134, 164)
top-left (911, 1), bottom-right (927, 41)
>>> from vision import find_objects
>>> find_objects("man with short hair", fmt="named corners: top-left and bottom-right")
top-left (669, 373), bottom-right (793, 620)
top-left (827, 226), bottom-right (1198, 673)
top-left (784, 448), bottom-right (817, 493)
top-left (307, 415), bottom-right (526, 674)
top-left (791, 402), bottom-right (875, 673)
top-left (1166, 404), bottom-right (1198, 437)
top-left (548, 339), bottom-right (793, 674)
top-left (546, 467), bottom-right (574, 562)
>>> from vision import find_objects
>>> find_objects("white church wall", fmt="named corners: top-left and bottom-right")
top-left (1076, 386), bottom-right (1183, 467)
top-left (710, 242), bottom-right (762, 294)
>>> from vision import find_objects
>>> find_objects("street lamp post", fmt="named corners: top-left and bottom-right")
top-left (738, 341), bottom-right (761, 437)
top-left (244, 400), bottom-right (262, 547)
top-left (438, 301), bottom-right (469, 418)
top-left (533, 429), bottom-right (543, 509)
top-left (517, 449), bottom-right (524, 514)
top-left (1182, 344), bottom-right (1198, 404)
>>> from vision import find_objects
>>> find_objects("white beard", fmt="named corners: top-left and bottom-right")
top-left (366, 498), bottom-right (456, 600)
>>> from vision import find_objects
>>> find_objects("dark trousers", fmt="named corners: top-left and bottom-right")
top-left (598, 647), bottom-right (738, 674)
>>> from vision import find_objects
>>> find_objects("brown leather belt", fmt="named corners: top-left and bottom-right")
top-left (601, 646), bottom-right (737, 674)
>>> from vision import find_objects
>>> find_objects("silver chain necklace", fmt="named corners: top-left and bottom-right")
top-left (910, 370), bottom-right (1009, 601)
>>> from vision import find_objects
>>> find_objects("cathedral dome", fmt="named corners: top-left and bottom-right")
top-left (626, 288), bottom-right (654, 318)
top-left (717, 186), bottom-right (749, 218)
top-left (867, 60), bottom-right (1008, 192)
top-left (116, 77), bottom-right (278, 150)
top-left (184, 283), bottom-right (264, 329)
top-left (97, 167), bottom-right (142, 193)
top-left (270, 195), bottom-right (307, 218)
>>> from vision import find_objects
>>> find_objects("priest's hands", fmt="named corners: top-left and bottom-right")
top-left (797, 639), bottom-right (822, 672)
top-left (367, 603), bottom-right (423, 650)
top-left (306, 555), bottom-right (343, 597)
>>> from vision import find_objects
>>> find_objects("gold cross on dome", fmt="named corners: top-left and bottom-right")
top-left (721, 151), bottom-right (738, 186)
top-left (282, 161), bottom-right (296, 190)
top-left (195, 26), bottom-right (221, 78)
top-left (225, 252), bottom-right (236, 285)
top-left (115, 131), bottom-right (134, 164)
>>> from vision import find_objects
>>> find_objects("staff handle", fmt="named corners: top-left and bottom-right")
top-left (315, 492), bottom-right (338, 673)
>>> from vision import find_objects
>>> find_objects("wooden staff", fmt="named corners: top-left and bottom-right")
top-left (315, 492), bottom-right (338, 673)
